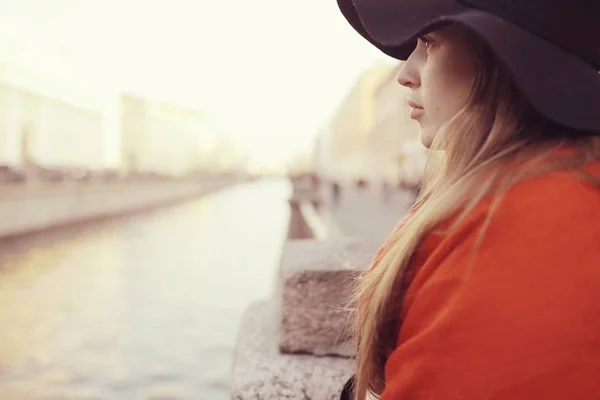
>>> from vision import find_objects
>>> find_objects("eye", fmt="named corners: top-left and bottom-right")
top-left (418, 35), bottom-right (434, 49)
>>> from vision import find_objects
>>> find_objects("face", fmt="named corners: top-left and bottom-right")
top-left (397, 24), bottom-right (479, 148)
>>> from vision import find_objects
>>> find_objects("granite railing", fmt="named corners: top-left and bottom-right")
top-left (231, 182), bottom-right (381, 399)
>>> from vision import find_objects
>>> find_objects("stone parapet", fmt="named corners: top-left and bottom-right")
top-left (231, 185), bottom-right (381, 399)
top-left (231, 299), bottom-right (355, 400)
top-left (231, 238), bottom-right (380, 398)
top-left (279, 237), bottom-right (379, 356)
top-left (287, 184), bottom-right (343, 241)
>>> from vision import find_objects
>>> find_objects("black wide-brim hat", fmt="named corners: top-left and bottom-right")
top-left (338, 0), bottom-right (600, 133)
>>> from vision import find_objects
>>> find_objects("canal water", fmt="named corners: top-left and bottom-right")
top-left (0, 179), bottom-right (291, 400)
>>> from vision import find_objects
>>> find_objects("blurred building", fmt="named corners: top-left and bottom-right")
top-left (368, 62), bottom-right (427, 186)
top-left (316, 64), bottom-right (392, 182)
top-left (120, 95), bottom-right (245, 177)
top-left (207, 134), bottom-right (248, 173)
top-left (316, 62), bottom-right (427, 186)
top-left (0, 26), bottom-right (119, 172)
top-left (287, 151), bottom-right (316, 176)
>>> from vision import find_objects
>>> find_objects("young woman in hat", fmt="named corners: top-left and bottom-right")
top-left (337, 0), bottom-right (600, 399)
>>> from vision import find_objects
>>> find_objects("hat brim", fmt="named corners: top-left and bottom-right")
top-left (338, 0), bottom-right (600, 133)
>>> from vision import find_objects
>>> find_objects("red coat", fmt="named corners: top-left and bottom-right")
top-left (381, 162), bottom-right (600, 399)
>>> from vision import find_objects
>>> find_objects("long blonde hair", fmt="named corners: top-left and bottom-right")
top-left (352, 27), bottom-right (600, 400)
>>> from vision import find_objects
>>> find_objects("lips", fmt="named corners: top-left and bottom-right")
top-left (407, 99), bottom-right (423, 109)
top-left (410, 107), bottom-right (424, 120)
top-left (408, 99), bottom-right (424, 120)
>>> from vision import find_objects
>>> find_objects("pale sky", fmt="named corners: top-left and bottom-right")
top-left (0, 0), bottom-right (396, 163)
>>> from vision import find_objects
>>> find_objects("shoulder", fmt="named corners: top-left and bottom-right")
top-left (408, 162), bottom-right (600, 307)
top-left (472, 162), bottom-right (600, 254)
top-left (491, 161), bottom-right (600, 222)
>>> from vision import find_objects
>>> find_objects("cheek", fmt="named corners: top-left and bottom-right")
top-left (425, 53), bottom-right (475, 122)
top-left (421, 67), bottom-right (452, 123)
top-left (446, 56), bottom-right (477, 109)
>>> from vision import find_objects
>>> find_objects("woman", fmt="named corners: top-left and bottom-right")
top-left (337, 0), bottom-right (600, 399)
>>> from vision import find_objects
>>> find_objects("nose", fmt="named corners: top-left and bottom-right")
top-left (396, 56), bottom-right (419, 89)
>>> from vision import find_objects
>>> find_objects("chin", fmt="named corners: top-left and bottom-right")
top-left (419, 127), bottom-right (434, 149)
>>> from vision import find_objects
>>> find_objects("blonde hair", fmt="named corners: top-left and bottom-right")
top-left (351, 27), bottom-right (600, 399)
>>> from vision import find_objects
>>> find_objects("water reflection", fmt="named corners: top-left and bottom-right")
top-left (0, 179), bottom-right (290, 399)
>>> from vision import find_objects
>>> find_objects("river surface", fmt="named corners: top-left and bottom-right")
top-left (0, 179), bottom-right (291, 400)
